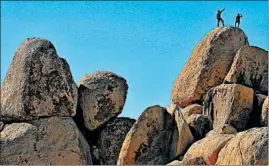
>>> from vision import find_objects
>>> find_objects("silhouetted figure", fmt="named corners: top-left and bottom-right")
top-left (217, 9), bottom-right (225, 27)
top-left (235, 13), bottom-right (243, 28)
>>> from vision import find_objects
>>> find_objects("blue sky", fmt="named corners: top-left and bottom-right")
top-left (1, 1), bottom-right (268, 119)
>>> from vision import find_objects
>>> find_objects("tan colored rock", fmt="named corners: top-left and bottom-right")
top-left (117, 105), bottom-right (194, 165)
top-left (1, 38), bottom-right (78, 121)
top-left (173, 108), bottom-right (195, 156)
top-left (185, 114), bottom-right (212, 140)
top-left (216, 127), bottom-right (268, 165)
top-left (261, 97), bottom-right (268, 126)
top-left (181, 104), bottom-right (203, 119)
top-left (167, 160), bottom-right (183, 165)
top-left (97, 117), bottom-right (135, 165)
top-left (225, 46), bottom-right (268, 95)
top-left (0, 117), bottom-right (92, 165)
top-left (166, 104), bottom-right (178, 116)
top-left (78, 71), bottom-right (128, 131)
top-left (183, 133), bottom-right (234, 165)
top-left (203, 84), bottom-right (254, 132)
top-left (172, 27), bottom-right (248, 107)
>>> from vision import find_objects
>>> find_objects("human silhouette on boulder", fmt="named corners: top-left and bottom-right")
top-left (235, 13), bottom-right (243, 28)
top-left (217, 9), bottom-right (225, 27)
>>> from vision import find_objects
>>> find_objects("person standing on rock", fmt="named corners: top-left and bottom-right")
top-left (235, 13), bottom-right (243, 28)
top-left (217, 9), bottom-right (225, 27)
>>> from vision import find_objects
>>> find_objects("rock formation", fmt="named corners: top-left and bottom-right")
top-left (172, 27), bottom-right (248, 107)
top-left (0, 117), bottom-right (92, 165)
top-left (183, 133), bottom-right (234, 165)
top-left (78, 71), bottom-right (128, 131)
top-left (203, 84), bottom-right (254, 132)
top-left (1, 26), bottom-right (268, 165)
top-left (1, 38), bottom-right (78, 121)
top-left (97, 117), bottom-right (135, 165)
top-left (216, 127), bottom-right (268, 165)
top-left (225, 46), bottom-right (268, 95)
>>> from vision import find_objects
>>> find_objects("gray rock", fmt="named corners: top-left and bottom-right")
top-left (97, 117), bottom-right (135, 165)
top-left (185, 114), bottom-right (212, 140)
top-left (78, 71), bottom-right (128, 131)
top-left (0, 117), bottom-right (92, 165)
top-left (1, 38), bottom-right (78, 121)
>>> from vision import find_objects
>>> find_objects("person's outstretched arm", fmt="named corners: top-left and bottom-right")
top-left (221, 8), bottom-right (225, 13)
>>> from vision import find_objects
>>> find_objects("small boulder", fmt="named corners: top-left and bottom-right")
top-left (0, 117), bottom-right (92, 165)
top-left (183, 133), bottom-right (234, 165)
top-left (216, 127), bottom-right (268, 165)
top-left (1, 38), bottom-right (78, 121)
top-left (78, 71), bottom-right (128, 131)
top-left (117, 105), bottom-right (193, 165)
top-left (203, 84), bottom-right (254, 132)
top-left (225, 46), bottom-right (268, 95)
top-left (181, 104), bottom-right (203, 120)
top-left (172, 27), bottom-right (248, 107)
top-left (97, 117), bottom-right (135, 165)
top-left (261, 97), bottom-right (268, 126)
top-left (185, 114), bottom-right (212, 140)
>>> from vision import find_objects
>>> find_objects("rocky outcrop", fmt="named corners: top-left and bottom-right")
top-left (117, 105), bottom-right (176, 165)
top-left (183, 133), bottom-right (234, 165)
top-left (261, 97), bottom-right (268, 126)
top-left (172, 27), bottom-right (248, 107)
top-left (78, 71), bottom-right (128, 131)
top-left (185, 114), bottom-right (212, 140)
top-left (1, 38), bottom-right (78, 121)
top-left (225, 46), bottom-right (268, 95)
top-left (0, 117), bottom-right (92, 165)
top-left (216, 127), bottom-right (268, 165)
top-left (203, 84), bottom-right (254, 132)
top-left (97, 117), bottom-right (135, 165)
top-left (118, 105), bottom-right (194, 165)
top-left (181, 104), bottom-right (203, 119)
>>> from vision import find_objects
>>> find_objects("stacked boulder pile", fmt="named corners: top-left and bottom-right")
top-left (0, 26), bottom-right (268, 165)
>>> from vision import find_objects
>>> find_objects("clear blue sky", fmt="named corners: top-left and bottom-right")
top-left (1, 1), bottom-right (268, 119)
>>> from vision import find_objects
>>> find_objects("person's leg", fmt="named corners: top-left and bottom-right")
top-left (238, 21), bottom-right (240, 28)
top-left (217, 19), bottom-right (220, 27)
top-left (221, 18), bottom-right (224, 26)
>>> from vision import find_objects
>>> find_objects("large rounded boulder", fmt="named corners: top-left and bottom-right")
top-left (117, 105), bottom-right (194, 165)
top-left (0, 117), bottom-right (92, 165)
top-left (183, 133), bottom-right (234, 165)
top-left (203, 84), bottom-right (254, 132)
top-left (172, 27), bottom-right (248, 107)
top-left (1, 38), bottom-right (78, 121)
top-left (216, 127), bottom-right (268, 165)
top-left (78, 71), bottom-right (128, 131)
top-left (225, 46), bottom-right (268, 95)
